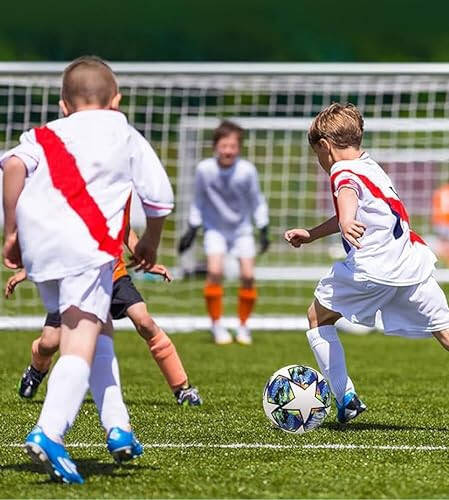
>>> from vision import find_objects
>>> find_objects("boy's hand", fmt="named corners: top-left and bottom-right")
top-left (284, 228), bottom-right (312, 248)
top-left (340, 219), bottom-right (366, 249)
top-left (178, 225), bottom-right (199, 254)
top-left (5, 269), bottom-right (27, 298)
top-left (146, 264), bottom-right (173, 282)
top-left (259, 225), bottom-right (270, 254)
top-left (3, 233), bottom-right (23, 269)
top-left (131, 234), bottom-right (157, 273)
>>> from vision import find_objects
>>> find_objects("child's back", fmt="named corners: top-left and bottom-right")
top-left (330, 152), bottom-right (435, 285)
top-left (10, 109), bottom-right (172, 281)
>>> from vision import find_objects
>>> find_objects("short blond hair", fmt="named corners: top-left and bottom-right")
top-left (308, 103), bottom-right (364, 149)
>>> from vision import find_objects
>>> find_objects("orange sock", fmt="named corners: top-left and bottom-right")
top-left (238, 287), bottom-right (257, 325)
top-left (204, 284), bottom-right (223, 322)
top-left (148, 330), bottom-right (188, 390)
top-left (31, 337), bottom-right (53, 373)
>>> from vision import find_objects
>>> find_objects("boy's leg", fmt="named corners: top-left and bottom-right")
top-left (306, 299), bottom-right (366, 423)
top-left (127, 302), bottom-right (187, 389)
top-left (19, 320), bottom-right (60, 399)
top-left (433, 329), bottom-right (449, 350)
top-left (306, 299), bottom-right (355, 404)
top-left (205, 253), bottom-right (232, 344)
top-left (88, 318), bottom-right (130, 433)
top-left (236, 257), bottom-right (257, 345)
top-left (126, 301), bottom-right (202, 406)
top-left (87, 313), bottom-right (142, 462)
top-left (205, 254), bottom-right (224, 322)
top-left (37, 307), bottom-right (101, 442)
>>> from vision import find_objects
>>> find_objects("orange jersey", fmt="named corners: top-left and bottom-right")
top-left (113, 197), bottom-right (132, 282)
top-left (433, 184), bottom-right (449, 227)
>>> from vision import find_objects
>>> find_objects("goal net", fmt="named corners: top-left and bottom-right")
top-left (1, 63), bottom-right (449, 330)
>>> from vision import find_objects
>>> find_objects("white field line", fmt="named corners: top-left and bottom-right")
top-left (3, 442), bottom-right (449, 452)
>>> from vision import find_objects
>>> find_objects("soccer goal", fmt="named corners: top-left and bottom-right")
top-left (1, 62), bottom-right (449, 331)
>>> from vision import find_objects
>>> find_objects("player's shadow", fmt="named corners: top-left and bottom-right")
top-left (1, 459), bottom-right (155, 484)
top-left (323, 421), bottom-right (449, 432)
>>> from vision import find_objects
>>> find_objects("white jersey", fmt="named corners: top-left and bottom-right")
top-left (188, 157), bottom-right (268, 236)
top-left (331, 152), bottom-right (436, 286)
top-left (1, 110), bottom-right (174, 282)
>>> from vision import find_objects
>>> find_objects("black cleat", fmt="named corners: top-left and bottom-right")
top-left (175, 385), bottom-right (203, 406)
top-left (18, 365), bottom-right (47, 399)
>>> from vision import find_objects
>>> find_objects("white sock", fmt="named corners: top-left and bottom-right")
top-left (306, 326), bottom-right (354, 405)
top-left (37, 355), bottom-right (90, 442)
top-left (89, 335), bottom-right (129, 433)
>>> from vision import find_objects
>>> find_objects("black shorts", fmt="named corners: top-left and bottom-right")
top-left (109, 275), bottom-right (144, 320)
top-left (43, 274), bottom-right (143, 327)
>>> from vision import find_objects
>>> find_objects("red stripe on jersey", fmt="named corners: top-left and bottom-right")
top-left (330, 169), bottom-right (425, 245)
top-left (335, 178), bottom-right (362, 197)
top-left (35, 126), bottom-right (126, 257)
top-left (410, 230), bottom-right (426, 245)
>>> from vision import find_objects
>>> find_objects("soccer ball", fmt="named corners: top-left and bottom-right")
top-left (263, 365), bottom-right (331, 434)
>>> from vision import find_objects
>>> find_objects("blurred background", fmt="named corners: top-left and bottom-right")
top-left (1, 0), bottom-right (449, 62)
top-left (2, 0), bottom-right (449, 330)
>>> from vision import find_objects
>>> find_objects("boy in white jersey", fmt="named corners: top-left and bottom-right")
top-left (178, 120), bottom-right (269, 345)
top-left (285, 103), bottom-right (449, 424)
top-left (1, 56), bottom-right (174, 483)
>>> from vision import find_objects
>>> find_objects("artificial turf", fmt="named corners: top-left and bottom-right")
top-left (1, 329), bottom-right (449, 498)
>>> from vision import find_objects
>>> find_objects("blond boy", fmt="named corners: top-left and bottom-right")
top-left (285, 103), bottom-right (449, 423)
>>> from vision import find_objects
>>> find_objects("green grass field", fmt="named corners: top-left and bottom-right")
top-left (2, 330), bottom-right (449, 498)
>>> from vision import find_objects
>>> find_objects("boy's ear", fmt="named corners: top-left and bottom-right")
top-left (318, 138), bottom-right (331, 152)
top-left (110, 93), bottom-right (122, 110)
top-left (59, 99), bottom-right (70, 117)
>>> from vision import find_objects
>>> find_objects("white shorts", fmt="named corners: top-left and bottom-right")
top-left (314, 262), bottom-right (449, 338)
top-left (204, 230), bottom-right (256, 259)
top-left (36, 262), bottom-right (113, 324)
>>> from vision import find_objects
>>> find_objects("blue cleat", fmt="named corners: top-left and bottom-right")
top-left (106, 427), bottom-right (143, 463)
top-left (174, 385), bottom-right (203, 406)
top-left (336, 392), bottom-right (367, 424)
top-left (24, 426), bottom-right (84, 484)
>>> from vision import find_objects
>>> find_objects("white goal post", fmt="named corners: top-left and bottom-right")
top-left (1, 62), bottom-right (449, 331)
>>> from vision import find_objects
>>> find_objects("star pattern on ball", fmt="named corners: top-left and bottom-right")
top-left (282, 380), bottom-right (325, 423)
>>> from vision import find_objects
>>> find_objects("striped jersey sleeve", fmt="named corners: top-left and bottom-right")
top-left (129, 126), bottom-right (174, 218)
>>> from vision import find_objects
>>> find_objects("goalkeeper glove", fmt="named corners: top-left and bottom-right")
top-left (178, 225), bottom-right (199, 254)
top-left (259, 225), bottom-right (270, 255)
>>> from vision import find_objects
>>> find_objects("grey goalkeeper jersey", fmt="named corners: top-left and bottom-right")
top-left (188, 157), bottom-right (269, 236)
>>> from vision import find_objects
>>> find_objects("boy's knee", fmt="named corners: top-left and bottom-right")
top-left (240, 276), bottom-right (254, 289)
top-left (135, 314), bottom-right (159, 340)
top-left (307, 300), bottom-right (340, 329)
top-left (207, 272), bottom-right (223, 284)
top-left (307, 302), bottom-right (318, 329)
top-left (38, 328), bottom-right (60, 356)
top-left (434, 329), bottom-right (449, 351)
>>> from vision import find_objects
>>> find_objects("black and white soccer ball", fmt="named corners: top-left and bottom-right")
top-left (263, 365), bottom-right (331, 434)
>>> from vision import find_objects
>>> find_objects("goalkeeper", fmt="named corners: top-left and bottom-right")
top-left (179, 120), bottom-right (269, 345)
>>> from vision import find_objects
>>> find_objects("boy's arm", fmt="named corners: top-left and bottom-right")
top-left (1, 129), bottom-right (40, 269)
top-left (2, 157), bottom-right (27, 268)
top-left (249, 166), bottom-right (270, 254)
top-left (336, 187), bottom-right (366, 249)
top-left (129, 128), bottom-right (174, 270)
top-left (179, 167), bottom-right (203, 254)
top-left (285, 216), bottom-right (339, 248)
